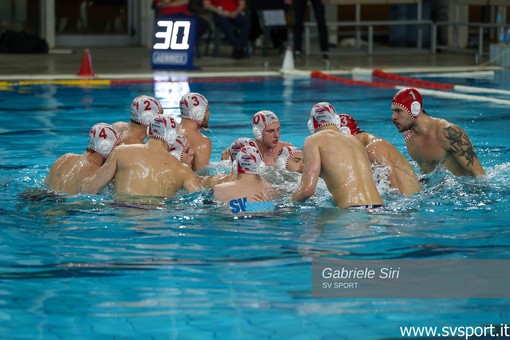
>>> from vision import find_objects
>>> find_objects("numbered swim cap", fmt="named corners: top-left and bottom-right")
top-left (234, 146), bottom-right (265, 175)
top-left (276, 146), bottom-right (303, 171)
top-left (130, 95), bottom-right (164, 127)
top-left (338, 114), bottom-right (361, 135)
top-left (148, 114), bottom-right (179, 148)
top-left (308, 102), bottom-right (340, 133)
top-left (179, 92), bottom-right (208, 126)
top-left (87, 122), bottom-right (119, 159)
top-left (392, 88), bottom-right (422, 120)
top-left (170, 135), bottom-right (190, 161)
top-left (229, 137), bottom-right (258, 162)
top-left (252, 110), bottom-right (280, 141)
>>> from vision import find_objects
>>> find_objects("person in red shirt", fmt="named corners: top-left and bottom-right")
top-left (153, 0), bottom-right (210, 42)
top-left (203, 0), bottom-right (251, 59)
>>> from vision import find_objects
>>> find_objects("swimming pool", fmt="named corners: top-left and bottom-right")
top-left (0, 72), bottom-right (509, 339)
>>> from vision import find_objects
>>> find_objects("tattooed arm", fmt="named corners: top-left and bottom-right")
top-left (440, 124), bottom-right (486, 178)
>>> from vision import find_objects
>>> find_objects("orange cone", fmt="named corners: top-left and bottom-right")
top-left (77, 49), bottom-right (95, 77)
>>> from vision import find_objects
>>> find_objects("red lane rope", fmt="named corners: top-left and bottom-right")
top-left (311, 70), bottom-right (397, 89)
top-left (372, 69), bottom-right (454, 90)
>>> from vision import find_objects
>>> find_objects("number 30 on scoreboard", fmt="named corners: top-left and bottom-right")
top-left (151, 17), bottom-right (197, 70)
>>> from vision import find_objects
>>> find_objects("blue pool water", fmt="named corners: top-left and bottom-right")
top-left (0, 73), bottom-right (509, 339)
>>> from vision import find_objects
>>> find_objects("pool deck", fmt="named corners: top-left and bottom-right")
top-left (0, 45), bottom-right (502, 81)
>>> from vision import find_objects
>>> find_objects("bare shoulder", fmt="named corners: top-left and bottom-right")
top-left (112, 121), bottom-right (128, 132)
top-left (304, 133), bottom-right (320, 145)
top-left (436, 119), bottom-right (468, 142)
top-left (201, 134), bottom-right (212, 145)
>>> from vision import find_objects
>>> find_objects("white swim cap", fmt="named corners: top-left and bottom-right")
top-left (229, 137), bottom-right (258, 162)
top-left (308, 102), bottom-right (340, 133)
top-left (276, 146), bottom-right (303, 171)
top-left (170, 135), bottom-right (190, 162)
top-left (234, 146), bottom-right (265, 175)
top-left (252, 110), bottom-right (280, 141)
top-left (130, 95), bottom-right (163, 127)
top-left (148, 114), bottom-right (179, 148)
top-left (179, 92), bottom-right (209, 126)
top-left (87, 122), bottom-right (119, 159)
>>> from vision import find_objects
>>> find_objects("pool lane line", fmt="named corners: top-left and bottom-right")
top-left (369, 68), bottom-right (510, 96)
top-left (312, 70), bottom-right (510, 106)
top-left (372, 69), bottom-right (454, 90)
top-left (400, 86), bottom-right (510, 106)
top-left (311, 70), bottom-right (397, 88)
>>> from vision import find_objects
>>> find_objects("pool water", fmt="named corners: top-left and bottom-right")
top-left (0, 73), bottom-right (509, 339)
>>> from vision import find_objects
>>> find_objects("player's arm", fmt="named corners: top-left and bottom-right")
top-left (193, 138), bottom-right (212, 171)
top-left (440, 124), bottom-right (485, 178)
top-left (182, 167), bottom-right (204, 193)
top-left (81, 151), bottom-right (118, 194)
top-left (292, 138), bottom-right (320, 202)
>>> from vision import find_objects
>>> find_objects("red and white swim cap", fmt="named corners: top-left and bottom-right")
top-left (148, 114), bottom-right (179, 148)
top-left (234, 146), bottom-right (265, 175)
top-left (179, 92), bottom-right (209, 126)
top-left (229, 137), bottom-right (258, 162)
top-left (130, 95), bottom-right (163, 127)
top-left (87, 122), bottom-right (119, 159)
top-left (276, 146), bottom-right (303, 171)
top-left (338, 114), bottom-right (361, 135)
top-left (392, 88), bottom-right (423, 120)
top-left (170, 135), bottom-right (189, 161)
top-left (308, 102), bottom-right (340, 133)
top-left (252, 110), bottom-right (280, 141)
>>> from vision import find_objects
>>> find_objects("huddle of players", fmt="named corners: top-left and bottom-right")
top-left (45, 87), bottom-right (485, 209)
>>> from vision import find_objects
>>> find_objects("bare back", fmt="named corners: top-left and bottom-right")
top-left (82, 139), bottom-right (202, 198)
top-left (297, 129), bottom-right (383, 208)
top-left (45, 153), bottom-right (101, 195)
top-left (114, 143), bottom-right (198, 197)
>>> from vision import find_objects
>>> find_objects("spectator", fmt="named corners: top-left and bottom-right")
top-left (284, 0), bottom-right (329, 59)
top-left (203, 0), bottom-right (251, 59)
top-left (153, 0), bottom-right (210, 42)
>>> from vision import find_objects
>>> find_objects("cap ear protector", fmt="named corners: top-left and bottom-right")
top-left (252, 126), bottom-right (262, 141)
top-left (141, 110), bottom-right (156, 126)
top-left (339, 126), bottom-right (351, 135)
top-left (307, 119), bottom-right (314, 134)
top-left (410, 100), bottom-right (421, 117)
top-left (276, 154), bottom-right (286, 171)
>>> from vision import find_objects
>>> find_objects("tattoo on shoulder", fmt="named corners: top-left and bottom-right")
top-left (444, 126), bottom-right (477, 166)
